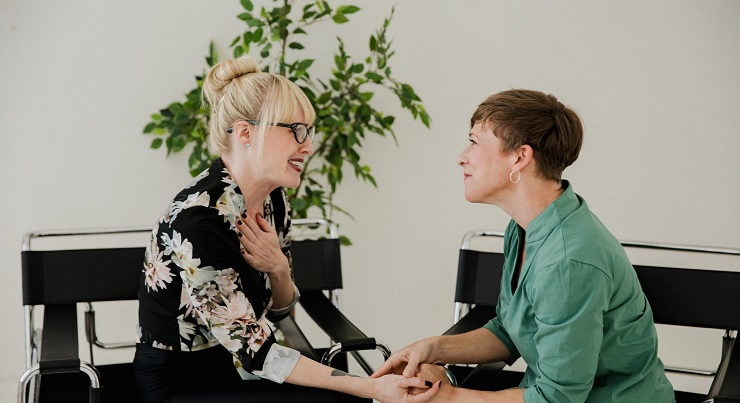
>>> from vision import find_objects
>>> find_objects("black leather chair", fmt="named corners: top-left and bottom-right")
top-left (445, 230), bottom-right (740, 402)
top-left (441, 230), bottom-right (523, 390)
top-left (19, 227), bottom-right (149, 403)
top-left (622, 240), bottom-right (740, 403)
top-left (19, 220), bottom-right (388, 403)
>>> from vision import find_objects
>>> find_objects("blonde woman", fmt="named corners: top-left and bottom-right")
top-left (134, 56), bottom-right (438, 403)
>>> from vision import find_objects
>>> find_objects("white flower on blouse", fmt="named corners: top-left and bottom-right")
top-left (211, 325), bottom-right (242, 352)
top-left (177, 314), bottom-right (197, 339)
top-left (212, 292), bottom-right (255, 327)
top-left (163, 231), bottom-right (200, 271)
top-left (221, 168), bottom-right (237, 189)
top-left (170, 191), bottom-right (210, 222)
top-left (179, 286), bottom-right (194, 318)
top-left (185, 169), bottom-right (210, 189)
top-left (144, 238), bottom-right (174, 292)
top-left (216, 187), bottom-right (244, 230)
top-left (215, 268), bottom-right (239, 297)
top-left (152, 341), bottom-right (172, 351)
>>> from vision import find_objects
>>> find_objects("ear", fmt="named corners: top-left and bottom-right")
top-left (231, 121), bottom-right (253, 147)
top-left (511, 144), bottom-right (535, 172)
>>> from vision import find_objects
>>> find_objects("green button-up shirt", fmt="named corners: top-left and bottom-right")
top-left (484, 181), bottom-right (675, 402)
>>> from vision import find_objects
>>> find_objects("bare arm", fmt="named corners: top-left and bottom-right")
top-left (373, 328), bottom-right (512, 378)
top-left (286, 356), bottom-right (441, 402)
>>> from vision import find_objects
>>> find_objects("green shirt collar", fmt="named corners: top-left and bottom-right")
top-left (524, 180), bottom-right (582, 243)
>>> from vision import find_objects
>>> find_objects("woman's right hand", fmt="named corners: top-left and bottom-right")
top-left (369, 375), bottom-right (441, 403)
top-left (372, 337), bottom-right (438, 378)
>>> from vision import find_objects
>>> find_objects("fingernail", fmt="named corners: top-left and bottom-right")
top-left (236, 220), bottom-right (242, 225)
top-left (237, 233), bottom-right (242, 237)
top-left (241, 212), bottom-right (247, 219)
top-left (424, 380), bottom-right (433, 388)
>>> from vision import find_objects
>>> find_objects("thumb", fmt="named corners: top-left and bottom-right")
top-left (255, 213), bottom-right (273, 232)
top-left (402, 355), bottom-right (420, 378)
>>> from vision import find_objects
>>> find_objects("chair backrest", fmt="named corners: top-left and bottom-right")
top-left (291, 238), bottom-right (343, 292)
top-left (454, 249), bottom-right (505, 307)
top-left (634, 264), bottom-right (740, 331)
top-left (22, 246), bottom-right (144, 306)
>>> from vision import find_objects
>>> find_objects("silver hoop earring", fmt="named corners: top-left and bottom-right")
top-left (509, 171), bottom-right (521, 184)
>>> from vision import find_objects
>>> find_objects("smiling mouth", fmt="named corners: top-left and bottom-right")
top-left (288, 159), bottom-right (304, 173)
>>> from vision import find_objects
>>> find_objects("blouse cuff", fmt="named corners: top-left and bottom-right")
top-left (251, 344), bottom-right (301, 383)
top-left (267, 285), bottom-right (300, 320)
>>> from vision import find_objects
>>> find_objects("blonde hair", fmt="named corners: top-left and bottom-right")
top-left (201, 56), bottom-right (316, 156)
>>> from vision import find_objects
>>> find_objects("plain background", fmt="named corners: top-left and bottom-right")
top-left (2, 0), bottom-right (739, 400)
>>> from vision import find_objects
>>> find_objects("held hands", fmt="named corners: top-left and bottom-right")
top-left (372, 337), bottom-right (438, 379)
top-left (235, 212), bottom-right (289, 277)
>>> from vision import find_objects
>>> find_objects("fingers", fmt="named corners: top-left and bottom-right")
top-left (371, 358), bottom-right (394, 378)
top-left (407, 380), bottom-right (441, 403)
top-left (402, 354), bottom-right (421, 378)
top-left (255, 213), bottom-right (275, 233)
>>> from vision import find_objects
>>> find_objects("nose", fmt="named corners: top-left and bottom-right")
top-left (300, 137), bottom-right (314, 155)
top-left (457, 148), bottom-right (467, 166)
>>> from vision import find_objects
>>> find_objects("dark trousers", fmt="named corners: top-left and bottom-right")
top-left (134, 344), bottom-right (362, 403)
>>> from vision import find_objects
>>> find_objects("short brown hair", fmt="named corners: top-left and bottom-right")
top-left (471, 89), bottom-right (583, 181)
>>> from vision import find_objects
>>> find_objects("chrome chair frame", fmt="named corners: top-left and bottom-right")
top-left (18, 226), bottom-right (149, 403)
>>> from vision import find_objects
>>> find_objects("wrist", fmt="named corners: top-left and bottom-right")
top-left (268, 259), bottom-right (291, 280)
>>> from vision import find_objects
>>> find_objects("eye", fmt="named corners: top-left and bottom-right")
top-left (468, 137), bottom-right (477, 145)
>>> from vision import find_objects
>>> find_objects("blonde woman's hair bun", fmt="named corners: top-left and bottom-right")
top-left (202, 56), bottom-right (262, 107)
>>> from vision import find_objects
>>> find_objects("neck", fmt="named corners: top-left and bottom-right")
top-left (497, 179), bottom-right (564, 231)
top-left (221, 154), bottom-right (274, 219)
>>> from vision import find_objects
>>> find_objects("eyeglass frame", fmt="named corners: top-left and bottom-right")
top-left (227, 119), bottom-right (315, 144)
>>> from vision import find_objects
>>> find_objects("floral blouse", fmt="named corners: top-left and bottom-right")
top-left (137, 158), bottom-right (301, 383)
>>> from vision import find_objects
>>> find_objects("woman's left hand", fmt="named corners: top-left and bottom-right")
top-left (235, 212), bottom-right (289, 277)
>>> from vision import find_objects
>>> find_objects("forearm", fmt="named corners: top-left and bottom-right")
top-left (285, 356), bottom-right (375, 398)
top-left (268, 261), bottom-right (296, 310)
top-left (432, 328), bottom-right (511, 365)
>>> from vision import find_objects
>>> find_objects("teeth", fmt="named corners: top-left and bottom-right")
top-left (288, 160), bottom-right (303, 169)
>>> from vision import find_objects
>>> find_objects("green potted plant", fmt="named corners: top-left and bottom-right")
top-left (143, 0), bottom-right (430, 242)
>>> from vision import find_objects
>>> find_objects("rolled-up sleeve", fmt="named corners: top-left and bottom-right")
top-left (523, 260), bottom-right (612, 403)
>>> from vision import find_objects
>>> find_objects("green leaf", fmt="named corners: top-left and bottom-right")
top-left (237, 12), bottom-right (253, 21)
top-left (369, 35), bottom-right (377, 51)
top-left (150, 138), bottom-right (163, 149)
top-left (233, 46), bottom-right (244, 58)
top-left (339, 235), bottom-right (352, 246)
top-left (143, 122), bottom-right (157, 133)
top-left (246, 18), bottom-right (263, 27)
top-left (297, 59), bottom-right (315, 70)
top-left (240, 0), bottom-right (253, 11)
top-left (332, 13), bottom-right (349, 24)
top-left (336, 5), bottom-right (360, 14)
top-left (290, 197), bottom-right (308, 211)
top-left (289, 42), bottom-right (305, 50)
top-left (365, 72), bottom-right (383, 83)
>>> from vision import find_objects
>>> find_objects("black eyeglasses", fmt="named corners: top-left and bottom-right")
top-left (227, 119), bottom-right (315, 144)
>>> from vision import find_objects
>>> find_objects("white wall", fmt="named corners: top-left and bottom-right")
top-left (2, 0), bottom-right (739, 400)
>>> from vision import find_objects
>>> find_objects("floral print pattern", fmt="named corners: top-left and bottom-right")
top-left (138, 158), bottom-right (297, 380)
